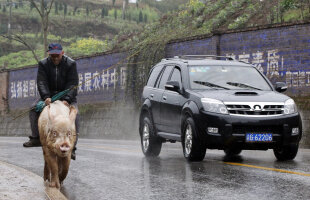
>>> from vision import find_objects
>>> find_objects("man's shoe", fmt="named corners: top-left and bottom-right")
top-left (23, 136), bottom-right (41, 147)
top-left (71, 150), bottom-right (76, 160)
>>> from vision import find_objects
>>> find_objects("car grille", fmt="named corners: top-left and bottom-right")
top-left (232, 126), bottom-right (282, 134)
top-left (225, 103), bottom-right (284, 116)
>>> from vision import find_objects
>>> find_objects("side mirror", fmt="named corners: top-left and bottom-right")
top-left (275, 82), bottom-right (287, 93)
top-left (165, 81), bottom-right (181, 93)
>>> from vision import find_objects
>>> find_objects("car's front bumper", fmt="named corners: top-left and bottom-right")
top-left (195, 111), bottom-right (302, 150)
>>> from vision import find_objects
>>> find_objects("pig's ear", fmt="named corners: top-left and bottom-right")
top-left (47, 105), bottom-right (55, 123)
top-left (69, 105), bottom-right (77, 123)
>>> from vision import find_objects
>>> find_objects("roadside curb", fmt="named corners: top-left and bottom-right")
top-left (0, 160), bottom-right (67, 200)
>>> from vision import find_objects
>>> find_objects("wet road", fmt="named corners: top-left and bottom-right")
top-left (1, 137), bottom-right (310, 200)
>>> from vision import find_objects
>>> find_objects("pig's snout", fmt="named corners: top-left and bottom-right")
top-left (60, 143), bottom-right (71, 153)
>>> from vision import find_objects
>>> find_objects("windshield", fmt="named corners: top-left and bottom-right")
top-left (189, 66), bottom-right (272, 91)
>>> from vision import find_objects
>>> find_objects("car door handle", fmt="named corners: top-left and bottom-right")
top-left (163, 96), bottom-right (167, 100)
top-left (150, 94), bottom-right (154, 98)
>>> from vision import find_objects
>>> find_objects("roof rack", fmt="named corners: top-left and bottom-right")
top-left (175, 55), bottom-right (235, 61)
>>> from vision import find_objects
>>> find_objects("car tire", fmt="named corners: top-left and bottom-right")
top-left (140, 115), bottom-right (162, 157)
top-left (182, 117), bottom-right (206, 162)
top-left (224, 148), bottom-right (242, 156)
top-left (273, 144), bottom-right (299, 161)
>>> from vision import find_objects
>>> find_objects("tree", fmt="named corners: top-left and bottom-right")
top-left (30, 1), bottom-right (34, 11)
top-left (55, 1), bottom-right (58, 14)
top-left (2, 5), bottom-right (6, 13)
top-left (144, 13), bottom-right (147, 23)
top-left (19, 0), bottom-right (23, 8)
top-left (86, 5), bottom-right (89, 16)
top-left (73, 6), bottom-right (78, 15)
top-left (59, 2), bottom-right (63, 11)
top-left (101, 7), bottom-right (105, 18)
top-left (0, 34), bottom-right (39, 62)
top-left (114, 9), bottom-right (117, 19)
top-left (112, 0), bottom-right (116, 7)
top-left (122, 0), bottom-right (129, 20)
top-left (138, 10), bottom-right (143, 23)
top-left (64, 3), bottom-right (67, 17)
top-left (29, 0), bottom-right (55, 57)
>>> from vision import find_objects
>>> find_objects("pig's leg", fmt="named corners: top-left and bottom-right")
top-left (43, 149), bottom-right (50, 181)
top-left (44, 161), bottom-right (50, 181)
top-left (58, 156), bottom-right (71, 184)
top-left (44, 149), bottom-right (60, 188)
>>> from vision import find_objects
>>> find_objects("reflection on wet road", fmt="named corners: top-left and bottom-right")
top-left (1, 137), bottom-right (310, 200)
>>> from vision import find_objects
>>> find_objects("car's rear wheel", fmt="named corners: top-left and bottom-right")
top-left (140, 115), bottom-right (162, 157)
top-left (224, 148), bottom-right (242, 156)
top-left (273, 144), bottom-right (299, 161)
top-left (182, 117), bottom-right (206, 162)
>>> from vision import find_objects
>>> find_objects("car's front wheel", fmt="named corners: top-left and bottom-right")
top-left (273, 144), bottom-right (299, 161)
top-left (140, 115), bottom-right (162, 157)
top-left (182, 117), bottom-right (206, 162)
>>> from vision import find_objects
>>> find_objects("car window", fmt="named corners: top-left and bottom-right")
top-left (169, 67), bottom-right (182, 90)
top-left (147, 65), bottom-right (163, 87)
top-left (158, 65), bottom-right (174, 89)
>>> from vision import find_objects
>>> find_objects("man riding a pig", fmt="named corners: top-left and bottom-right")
top-left (23, 43), bottom-right (79, 160)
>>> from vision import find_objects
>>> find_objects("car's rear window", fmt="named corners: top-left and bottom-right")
top-left (189, 65), bottom-right (272, 91)
top-left (147, 65), bottom-right (163, 87)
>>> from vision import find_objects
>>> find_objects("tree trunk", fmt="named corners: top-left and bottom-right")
top-left (43, 16), bottom-right (48, 58)
top-left (8, 0), bottom-right (12, 37)
top-left (122, 0), bottom-right (126, 20)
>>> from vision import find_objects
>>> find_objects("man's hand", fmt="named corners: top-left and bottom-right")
top-left (62, 100), bottom-right (69, 107)
top-left (45, 98), bottom-right (51, 105)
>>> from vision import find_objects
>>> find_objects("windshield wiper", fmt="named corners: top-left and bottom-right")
top-left (194, 81), bottom-right (230, 90)
top-left (226, 82), bottom-right (262, 90)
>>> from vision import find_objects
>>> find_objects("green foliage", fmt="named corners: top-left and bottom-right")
top-left (65, 37), bottom-right (110, 57)
top-left (281, 0), bottom-right (297, 10)
top-left (0, 50), bottom-right (43, 69)
top-left (228, 14), bottom-right (250, 29)
top-left (0, 24), bottom-right (7, 34)
top-left (188, 0), bottom-right (205, 16)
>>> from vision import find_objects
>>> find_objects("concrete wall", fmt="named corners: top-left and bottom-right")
top-left (0, 103), bottom-right (140, 140)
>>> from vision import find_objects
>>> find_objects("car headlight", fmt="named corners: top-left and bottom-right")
top-left (284, 99), bottom-right (297, 114)
top-left (201, 98), bottom-right (228, 114)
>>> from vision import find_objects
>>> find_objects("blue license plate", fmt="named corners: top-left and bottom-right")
top-left (246, 133), bottom-right (273, 142)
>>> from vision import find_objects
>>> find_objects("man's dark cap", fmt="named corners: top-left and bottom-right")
top-left (47, 43), bottom-right (63, 54)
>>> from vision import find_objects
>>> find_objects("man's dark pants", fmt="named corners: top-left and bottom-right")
top-left (29, 99), bottom-right (79, 149)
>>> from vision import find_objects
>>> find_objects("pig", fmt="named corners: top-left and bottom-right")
top-left (38, 100), bottom-right (77, 189)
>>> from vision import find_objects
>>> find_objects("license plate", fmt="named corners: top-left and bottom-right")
top-left (246, 133), bottom-right (273, 142)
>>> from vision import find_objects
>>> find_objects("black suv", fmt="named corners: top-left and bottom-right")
top-left (139, 55), bottom-right (302, 161)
